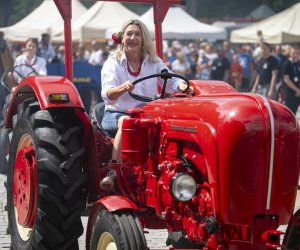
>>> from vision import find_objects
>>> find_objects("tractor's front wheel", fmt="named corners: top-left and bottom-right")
top-left (283, 209), bottom-right (300, 249)
top-left (7, 104), bottom-right (85, 250)
top-left (90, 209), bottom-right (147, 250)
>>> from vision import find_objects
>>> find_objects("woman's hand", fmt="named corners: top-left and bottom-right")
top-left (107, 80), bottom-right (135, 100)
top-left (178, 81), bottom-right (194, 95)
top-left (121, 80), bottom-right (134, 92)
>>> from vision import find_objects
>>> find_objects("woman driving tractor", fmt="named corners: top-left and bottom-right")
top-left (101, 19), bottom-right (193, 161)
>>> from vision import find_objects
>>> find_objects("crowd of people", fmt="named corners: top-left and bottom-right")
top-left (162, 34), bottom-right (300, 114)
top-left (1, 28), bottom-right (300, 119)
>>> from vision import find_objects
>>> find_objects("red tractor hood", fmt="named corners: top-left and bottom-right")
top-left (143, 92), bottom-right (300, 225)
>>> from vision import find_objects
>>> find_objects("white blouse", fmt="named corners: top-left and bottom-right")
top-left (13, 54), bottom-right (47, 83)
top-left (101, 52), bottom-right (180, 112)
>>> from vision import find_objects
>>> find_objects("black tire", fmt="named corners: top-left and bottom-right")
top-left (283, 209), bottom-right (300, 249)
top-left (0, 127), bottom-right (11, 175)
top-left (7, 99), bottom-right (86, 250)
top-left (90, 209), bottom-right (147, 250)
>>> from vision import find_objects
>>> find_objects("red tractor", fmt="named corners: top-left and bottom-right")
top-left (3, 0), bottom-right (300, 249)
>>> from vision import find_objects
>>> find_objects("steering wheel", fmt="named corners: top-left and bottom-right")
top-left (129, 70), bottom-right (190, 102)
top-left (11, 64), bottom-right (38, 83)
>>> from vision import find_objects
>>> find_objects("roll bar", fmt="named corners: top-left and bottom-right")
top-left (54, 0), bottom-right (184, 82)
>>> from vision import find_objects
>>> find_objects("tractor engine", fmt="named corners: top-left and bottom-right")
top-left (153, 159), bottom-right (215, 243)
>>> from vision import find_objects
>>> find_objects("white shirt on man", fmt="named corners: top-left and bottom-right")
top-left (101, 52), bottom-right (180, 112)
top-left (38, 43), bottom-right (55, 63)
top-left (89, 49), bottom-right (103, 65)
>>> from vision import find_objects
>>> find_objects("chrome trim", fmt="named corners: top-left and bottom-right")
top-left (261, 96), bottom-right (275, 210)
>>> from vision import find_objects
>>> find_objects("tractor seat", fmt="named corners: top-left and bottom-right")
top-left (92, 102), bottom-right (116, 138)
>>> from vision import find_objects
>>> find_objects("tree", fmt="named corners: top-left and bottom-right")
top-left (185, 0), bottom-right (300, 18)
top-left (8, 0), bottom-right (43, 24)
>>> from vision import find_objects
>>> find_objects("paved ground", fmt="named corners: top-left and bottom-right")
top-left (0, 172), bottom-right (299, 250)
top-left (0, 174), bottom-right (168, 250)
top-left (1, 107), bottom-right (300, 249)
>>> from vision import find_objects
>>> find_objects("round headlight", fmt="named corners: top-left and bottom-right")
top-left (170, 173), bottom-right (196, 201)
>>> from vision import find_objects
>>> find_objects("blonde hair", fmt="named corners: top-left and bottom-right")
top-left (114, 19), bottom-right (158, 63)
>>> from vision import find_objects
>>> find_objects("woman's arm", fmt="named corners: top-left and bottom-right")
top-left (107, 80), bottom-right (134, 100)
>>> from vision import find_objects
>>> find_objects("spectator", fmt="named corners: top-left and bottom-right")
top-left (88, 40), bottom-right (104, 65)
top-left (282, 46), bottom-right (300, 114)
top-left (9, 38), bottom-right (47, 90)
top-left (10, 43), bottom-right (22, 60)
top-left (274, 44), bottom-right (288, 83)
top-left (210, 48), bottom-right (230, 82)
top-left (0, 31), bottom-right (8, 76)
top-left (230, 53), bottom-right (243, 90)
top-left (197, 44), bottom-right (217, 80)
top-left (38, 33), bottom-right (56, 63)
top-left (252, 42), bottom-right (278, 98)
top-left (223, 40), bottom-right (234, 63)
top-left (203, 44), bottom-right (218, 62)
top-left (197, 52), bottom-right (211, 80)
top-left (171, 51), bottom-right (191, 77)
top-left (0, 31), bottom-right (9, 122)
top-left (236, 45), bottom-right (254, 92)
top-left (51, 45), bottom-right (65, 64)
top-left (186, 42), bottom-right (199, 79)
top-left (0, 31), bottom-right (7, 54)
top-left (75, 43), bottom-right (90, 62)
top-left (253, 30), bottom-right (265, 62)
top-left (0, 31), bottom-right (12, 74)
top-left (168, 40), bottom-right (182, 66)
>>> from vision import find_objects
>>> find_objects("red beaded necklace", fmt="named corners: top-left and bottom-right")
top-left (127, 58), bottom-right (143, 77)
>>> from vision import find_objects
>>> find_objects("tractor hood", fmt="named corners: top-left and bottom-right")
top-left (143, 92), bottom-right (300, 225)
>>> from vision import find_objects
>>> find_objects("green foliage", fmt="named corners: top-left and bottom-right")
top-left (263, 0), bottom-right (299, 12)
top-left (9, 0), bottom-right (42, 25)
top-left (188, 0), bottom-right (300, 18)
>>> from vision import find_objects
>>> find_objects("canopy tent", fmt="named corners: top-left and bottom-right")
top-left (231, 3), bottom-right (300, 44)
top-left (106, 6), bottom-right (226, 41)
top-left (0, 0), bottom-right (87, 42)
top-left (52, 1), bottom-right (139, 43)
top-left (212, 21), bottom-right (251, 39)
top-left (246, 4), bottom-right (275, 19)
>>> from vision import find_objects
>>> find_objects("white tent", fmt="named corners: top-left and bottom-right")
top-left (0, 0), bottom-right (87, 42)
top-left (231, 3), bottom-right (300, 44)
top-left (52, 2), bottom-right (139, 43)
top-left (246, 4), bottom-right (275, 19)
top-left (132, 7), bottom-right (226, 41)
top-left (212, 21), bottom-right (251, 39)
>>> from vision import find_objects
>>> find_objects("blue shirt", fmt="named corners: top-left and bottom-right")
top-left (238, 53), bottom-right (252, 79)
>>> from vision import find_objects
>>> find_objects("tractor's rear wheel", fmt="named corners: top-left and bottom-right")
top-left (283, 209), bottom-right (300, 249)
top-left (0, 127), bottom-right (11, 175)
top-left (90, 209), bottom-right (147, 250)
top-left (7, 101), bottom-right (85, 250)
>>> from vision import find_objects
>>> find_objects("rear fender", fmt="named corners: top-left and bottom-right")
top-left (85, 196), bottom-right (138, 250)
top-left (5, 76), bottom-right (84, 128)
